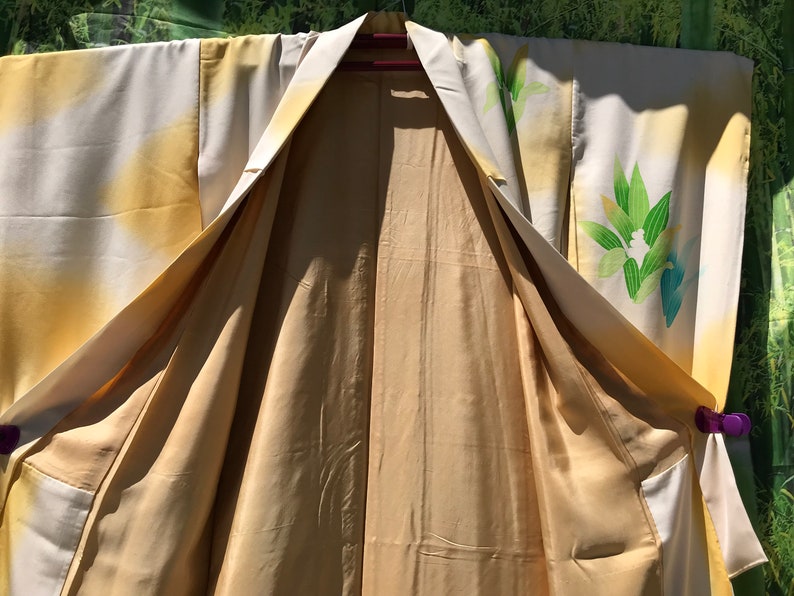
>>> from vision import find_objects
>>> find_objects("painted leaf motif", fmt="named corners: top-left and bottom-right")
top-left (512, 98), bottom-right (526, 128)
top-left (598, 248), bottom-right (627, 277)
top-left (478, 39), bottom-right (504, 87)
top-left (484, 81), bottom-right (500, 113)
top-left (507, 44), bottom-right (528, 101)
top-left (505, 105), bottom-right (516, 135)
top-left (628, 163), bottom-right (650, 229)
top-left (642, 191), bottom-right (671, 246)
top-left (640, 226), bottom-right (678, 278)
top-left (623, 258), bottom-right (641, 299)
top-left (661, 236), bottom-right (700, 327)
top-left (601, 194), bottom-right (635, 244)
top-left (517, 81), bottom-right (549, 102)
top-left (579, 221), bottom-right (623, 251)
top-left (662, 273), bottom-right (698, 327)
top-left (613, 156), bottom-right (630, 214)
top-left (634, 266), bottom-right (669, 304)
top-left (512, 83), bottom-right (548, 128)
top-left (672, 235), bottom-right (699, 288)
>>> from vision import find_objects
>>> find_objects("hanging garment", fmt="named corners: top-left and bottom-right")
top-left (0, 11), bottom-right (766, 595)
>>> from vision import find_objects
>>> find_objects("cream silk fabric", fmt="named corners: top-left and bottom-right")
top-left (0, 12), bottom-right (765, 595)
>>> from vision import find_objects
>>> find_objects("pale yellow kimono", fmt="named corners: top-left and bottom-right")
top-left (0, 12), bottom-right (766, 595)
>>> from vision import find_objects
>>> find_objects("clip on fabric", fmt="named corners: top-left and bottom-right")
top-left (695, 406), bottom-right (752, 437)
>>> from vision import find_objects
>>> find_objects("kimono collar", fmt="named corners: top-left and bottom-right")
top-left (236, 12), bottom-right (507, 215)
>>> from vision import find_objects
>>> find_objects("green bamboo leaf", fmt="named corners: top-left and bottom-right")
top-left (601, 194), bottom-right (635, 244)
top-left (642, 191), bottom-right (671, 246)
top-left (623, 258), bottom-right (641, 299)
top-left (477, 39), bottom-right (504, 87)
top-left (579, 221), bottom-right (623, 251)
top-left (614, 156), bottom-right (630, 214)
top-left (505, 104), bottom-right (516, 135)
top-left (484, 81), bottom-right (500, 113)
top-left (512, 83), bottom-right (548, 127)
top-left (517, 81), bottom-right (549, 102)
top-left (634, 266), bottom-right (669, 304)
top-left (506, 44), bottom-right (528, 101)
top-left (598, 248), bottom-right (627, 278)
top-left (640, 225), bottom-right (679, 278)
top-left (628, 163), bottom-right (650, 229)
top-left (512, 97), bottom-right (526, 128)
top-left (498, 87), bottom-right (507, 120)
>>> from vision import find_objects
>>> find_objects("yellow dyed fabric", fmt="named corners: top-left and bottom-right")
top-left (0, 12), bottom-right (765, 595)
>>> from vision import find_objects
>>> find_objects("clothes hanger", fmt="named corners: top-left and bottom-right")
top-left (337, 0), bottom-right (422, 71)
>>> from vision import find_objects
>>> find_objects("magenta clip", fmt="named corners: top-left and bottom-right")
top-left (695, 406), bottom-right (751, 437)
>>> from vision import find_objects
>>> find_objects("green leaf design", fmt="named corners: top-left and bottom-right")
top-left (642, 191), bottom-right (671, 247)
top-left (478, 39), bottom-right (505, 87)
top-left (613, 156), bottom-right (630, 214)
top-left (601, 194), bottom-right (635, 244)
top-left (640, 225), bottom-right (678, 278)
top-left (628, 163), bottom-right (650, 229)
top-left (512, 82), bottom-right (549, 125)
top-left (634, 266), bottom-right (669, 304)
top-left (518, 81), bottom-right (549, 101)
top-left (511, 98), bottom-right (526, 128)
top-left (579, 221), bottom-right (623, 251)
top-left (623, 258), bottom-right (641, 299)
top-left (598, 247), bottom-right (628, 277)
top-left (505, 105), bottom-right (516, 135)
top-left (506, 44), bottom-right (528, 101)
top-left (511, 82), bottom-right (548, 130)
top-left (484, 81), bottom-right (500, 113)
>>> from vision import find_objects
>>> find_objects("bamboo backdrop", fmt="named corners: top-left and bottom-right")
top-left (0, 1), bottom-right (792, 594)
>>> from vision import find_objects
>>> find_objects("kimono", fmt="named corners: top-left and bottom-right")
top-left (0, 11), bottom-right (766, 595)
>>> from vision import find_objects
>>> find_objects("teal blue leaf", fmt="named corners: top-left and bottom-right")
top-left (661, 235), bottom-right (700, 327)
top-left (614, 156), bottom-right (630, 214)
top-left (623, 258), bottom-right (641, 299)
top-left (674, 236), bottom-right (699, 288)
top-left (601, 194), bottom-right (635, 244)
top-left (579, 221), bottom-right (623, 251)
top-left (598, 247), bottom-right (628, 277)
top-left (628, 163), bottom-right (650, 229)
top-left (662, 273), bottom-right (698, 327)
top-left (642, 191), bottom-right (671, 247)
top-left (484, 81), bottom-right (500, 113)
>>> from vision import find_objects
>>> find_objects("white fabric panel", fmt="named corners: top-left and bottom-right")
top-left (642, 455), bottom-right (710, 595)
top-left (3, 464), bottom-right (93, 595)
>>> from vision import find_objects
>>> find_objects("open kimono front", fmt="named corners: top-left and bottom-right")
top-left (0, 11), bottom-right (766, 595)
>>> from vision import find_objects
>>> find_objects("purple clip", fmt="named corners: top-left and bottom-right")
top-left (695, 407), bottom-right (751, 437)
top-left (0, 425), bottom-right (20, 455)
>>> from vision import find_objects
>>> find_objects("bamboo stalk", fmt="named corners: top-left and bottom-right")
top-left (783, 0), bottom-right (794, 177)
top-left (680, 0), bottom-right (714, 50)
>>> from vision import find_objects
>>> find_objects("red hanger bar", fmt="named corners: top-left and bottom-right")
top-left (339, 33), bottom-right (422, 71)
top-left (337, 60), bottom-right (423, 72)
top-left (349, 33), bottom-right (410, 50)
